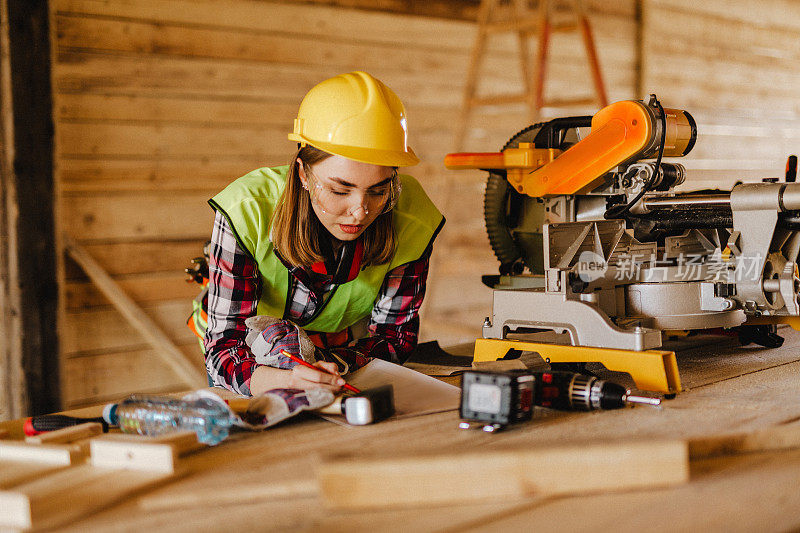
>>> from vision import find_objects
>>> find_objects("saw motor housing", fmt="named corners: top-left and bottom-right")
top-left (445, 96), bottom-right (800, 356)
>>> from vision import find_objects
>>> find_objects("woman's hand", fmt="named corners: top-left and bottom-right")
top-left (287, 361), bottom-right (344, 391)
top-left (249, 361), bottom-right (344, 395)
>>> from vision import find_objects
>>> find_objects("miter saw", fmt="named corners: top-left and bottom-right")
top-left (445, 95), bottom-right (800, 394)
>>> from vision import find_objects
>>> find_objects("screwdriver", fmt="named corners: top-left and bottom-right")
top-left (533, 371), bottom-right (661, 411)
top-left (24, 413), bottom-right (111, 436)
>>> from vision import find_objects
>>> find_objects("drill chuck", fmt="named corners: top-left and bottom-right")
top-left (541, 372), bottom-right (660, 411)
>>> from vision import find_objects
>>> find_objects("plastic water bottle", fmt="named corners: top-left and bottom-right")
top-left (103, 394), bottom-right (236, 445)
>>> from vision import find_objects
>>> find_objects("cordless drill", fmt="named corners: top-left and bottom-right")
top-left (459, 369), bottom-right (660, 431)
top-left (532, 370), bottom-right (661, 411)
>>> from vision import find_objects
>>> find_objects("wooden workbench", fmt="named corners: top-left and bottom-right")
top-left (3, 331), bottom-right (800, 532)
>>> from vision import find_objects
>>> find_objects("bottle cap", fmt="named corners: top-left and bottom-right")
top-left (102, 403), bottom-right (118, 425)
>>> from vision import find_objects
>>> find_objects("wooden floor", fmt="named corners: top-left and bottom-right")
top-left (4, 330), bottom-right (800, 532)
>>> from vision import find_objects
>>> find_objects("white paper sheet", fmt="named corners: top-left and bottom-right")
top-left (329, 359), bottom-right (460, 422)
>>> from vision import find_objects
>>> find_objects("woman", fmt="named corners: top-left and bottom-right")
top-left (192, 71), bottom-right (444, 397)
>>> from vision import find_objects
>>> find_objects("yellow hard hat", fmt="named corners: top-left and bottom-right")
top-left (288, 71), bottom-right (419, 167)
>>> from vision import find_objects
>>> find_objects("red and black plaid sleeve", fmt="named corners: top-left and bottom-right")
top-left (204, 212), bottom-right (262, 395)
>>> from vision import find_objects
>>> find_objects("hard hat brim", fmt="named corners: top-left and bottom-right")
top-left (289, 134), bottom-right (420, 167)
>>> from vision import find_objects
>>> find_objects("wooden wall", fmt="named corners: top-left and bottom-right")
top-left (50, 0), bottom-right (800, 408)
top-left (644, 0), bottom-right (800, 190)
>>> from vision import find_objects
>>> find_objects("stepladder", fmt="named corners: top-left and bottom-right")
top-left (455, 0), bottom-right (608, 151)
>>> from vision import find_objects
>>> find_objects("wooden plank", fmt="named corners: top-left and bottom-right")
top-left (646, 10), bottom-right (800, 67)
top-left (648, 67), bottom-right (800, 104)
top-left (543, 97), bottom-right (600, 108)
top-left (53, 9), bottom-right (636, 67)
top-left (52, 0), bottom-right (638, 27)
top-left (0, 464), bottom-right (176, 530)
top-left (90, 432), bottom-right (203, 473)
top-left (51, 0), bottom-right (73, 430)
top-left (689, 423), bottom-right (800, 459)
top-left (64, 240), bottom-right (208, 279)
top-left (55, 93), bottom-right (544, 137)
top-left (51, 51), bottom-right (629, 108)
top-left (53, 14), bottom-right (521, 81)
top-left (289, 0), bottom-right (638, 19)
top-left (58, 122), bottom-right (291, 158)
top-left (61, 192), bottom-right (213, 241)
top-left (0, 461), bottom-right (70, 490)
top-left (138, 478), bottom-right (317, 511)
top-left (62, 300), bottom-right (196, 354)
top-left (56, 92), bottom-right (297, 125)
top-left (318, 440), bottom-right (689, 509)
top-left (51, 0), bottom-right (481, 47)
top-left (695, 125), bottom-right (800, 141)
top-left (649, 0), bottom-right (800, 31)
top-left (646, 87), bottom-right (800, 120)
top-left (28, 163), bottom-right (591, 249)
top-left (0, 441), bottom-right (80, 465)
top-left (642, 1), bottom-right (800, 126)
top-left (648, 41), bottom-right (800, 87)
top-left (59, 158), bottom-right (260, 193)
top-left (645, 55), bottom-right (800, 101)
top-left (50, 0), bottom-right (636, 59)
top-left (64, 240), bottom-right (206, 386)
top-left (674, 339), bottom-right (800, 392)
top-left (53, 52), bottom-right (336, 100)
top-left (54, 0), bottom-right (483, 25)
top-left (65, 272), bottom-right (199, 310)
top-left (62, 343), bottom-right (202, 407)
top-left (393, 451), bottom-right (800, 532)
top-left (25, 422), bottom-right (103, 445)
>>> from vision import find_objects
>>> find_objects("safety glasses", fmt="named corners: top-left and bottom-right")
top-left (302, 164), bottom-right (401, 217)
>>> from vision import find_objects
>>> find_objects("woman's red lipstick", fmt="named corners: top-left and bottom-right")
top-left (339, 224), bottom-right (363, 234)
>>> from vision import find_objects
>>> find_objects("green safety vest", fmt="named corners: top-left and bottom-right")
top-left (191, 166), bottom-right (443, 347)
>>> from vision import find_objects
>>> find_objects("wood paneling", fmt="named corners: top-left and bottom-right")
top-left (62, 342), bottom-right (203, 407)
top-left (60, 159), bottom-right (266, 193)
top-left (57, 93), bottom-right (297, 125)
top-left (61, 192), bottom-right (213, 241)
top-left (58, 122), bottom-right (289, 158)
top-left (65, 272), bottom-right (198, 311)
top-left (642, 0), bottom-right (800, 192)
top-left (64, 241), bottom-right (209, 279)
top-left (61, 300), bottom-right (196, 354)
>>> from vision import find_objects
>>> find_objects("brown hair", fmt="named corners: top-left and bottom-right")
top-left (270, 145), bottom-right (396, 268)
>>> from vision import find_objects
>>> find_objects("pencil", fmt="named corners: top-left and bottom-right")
top-left (279, 349), bottom-right (361, 394)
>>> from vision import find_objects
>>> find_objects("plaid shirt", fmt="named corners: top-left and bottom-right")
top-left (204, 212), bottom-right (431, 395)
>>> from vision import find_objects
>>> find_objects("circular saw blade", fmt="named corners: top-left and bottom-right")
top-left (483, 122), bottom-right (586, 275)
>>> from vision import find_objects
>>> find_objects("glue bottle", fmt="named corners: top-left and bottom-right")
top-left (103, 394), bottom-right (236, 445)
